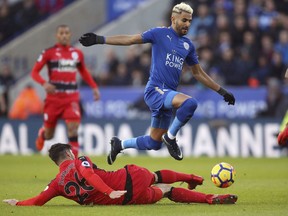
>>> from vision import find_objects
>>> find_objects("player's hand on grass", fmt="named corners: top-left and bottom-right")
top-left (109, 190), bottom-right (127, 199)
top-left (3, 199), bottom-right (18, 206)
top-left (79, 33), bottom-right (105, 46)
top-left (92, 88), bottom-right (101, 101)
top-left (43, 82), bottom-right (56, 94)
top-left (217, 87), bottom-right (235, 105)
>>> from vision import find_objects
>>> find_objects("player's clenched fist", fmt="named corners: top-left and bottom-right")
top-left (109, 190), bottom-right (127, 199)
top-left (79, 33), bottom-right (105, 46)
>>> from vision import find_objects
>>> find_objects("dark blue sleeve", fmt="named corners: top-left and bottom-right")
top-left (185, 41), bottom-right (199, 66)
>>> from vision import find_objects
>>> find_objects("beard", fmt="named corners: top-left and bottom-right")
top-left (175, 23), bottom-right (188, 36)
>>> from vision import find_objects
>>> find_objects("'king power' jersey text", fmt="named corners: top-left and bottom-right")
top-left (142, 27), bottom-right (199, 91)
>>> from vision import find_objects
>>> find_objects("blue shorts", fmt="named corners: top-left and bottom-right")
top-left (144, 86), bottom-right (179, 130)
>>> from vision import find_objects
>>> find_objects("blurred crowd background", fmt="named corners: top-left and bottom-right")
top-left (0, 0), bottom-right (287, 119)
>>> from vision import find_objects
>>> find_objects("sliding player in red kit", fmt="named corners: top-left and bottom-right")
top-left (3, 143), bottom-right (237, 206)
top-left (31, 25), bottom-right (100, 157)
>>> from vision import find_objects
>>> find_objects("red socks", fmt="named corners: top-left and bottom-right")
top-left (155, 170), bottom-right (193, 183)
top-left (69, 141), bottom-right (79, 158)
top-left (168, 187), bottom-right (209, 203)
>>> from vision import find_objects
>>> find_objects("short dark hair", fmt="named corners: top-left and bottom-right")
top-left (48, 143), bottom-right (71, 164)
top-left (56, 24), bottom-right (69, 32)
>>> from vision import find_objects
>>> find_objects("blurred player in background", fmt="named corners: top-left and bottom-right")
top-left (79, 2), bottom-right (235, 164)
top-left (31, 25), bottom-right (100, 157)
top-left (277, 69), bottom-right (288, 147)
top-left (278, 111), bottom-right (288, 146)
top-left (3, 143), bottom-right (237, 206)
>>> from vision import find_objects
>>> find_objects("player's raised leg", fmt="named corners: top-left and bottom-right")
top-left (35, 102), bottom-right (57, 151)
top-left (35, 126), bottom-right (45, 151)
top-left (166, 187), bottom-right (238, 204)
top-left (66, 121), bottom-right (80, 158)
top-left (107, 132), bottom-right (164, 165)
top-left (162, 92), bottom-right (198, 160)
top-left (154, 169), bottom-right (204, 190)
top-left (35, 126), bottom-right (55, 151)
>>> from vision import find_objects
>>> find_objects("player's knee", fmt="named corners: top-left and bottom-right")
top-left (184, 98), bottom-right (198, 113)
top-left (176, 98), bottom-right (198, 123)
top-left (146, 137), bottom-right (162, 150)
top-left (151, 185), bottom-right (165, 202)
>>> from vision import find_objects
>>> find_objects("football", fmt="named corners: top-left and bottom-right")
top-left (211, 162), bottom-right (236, 188)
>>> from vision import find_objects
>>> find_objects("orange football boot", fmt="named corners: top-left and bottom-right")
top-left (187, 174), bottom-right (204, 190)
top-left (35, 127), bottom-right (45, 151)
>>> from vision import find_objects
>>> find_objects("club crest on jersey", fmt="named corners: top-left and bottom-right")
top-left (183, 42), bottom-right (189, 50)
top-left (81, 161), bottom-right (90, 167)
top-left (71, 52), bottom-right (79, 60)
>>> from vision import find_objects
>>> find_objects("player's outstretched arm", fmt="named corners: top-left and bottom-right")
top-left (3, 199), bottom-right (18, 206)
top-left (190, 64), bottom-right (235, 105)
top-left (3, 183), bottom-right (59, 206)
top-left (92, 88), bottom-right (100, 100)
top-left (79, 33), bottom-right (142, 46)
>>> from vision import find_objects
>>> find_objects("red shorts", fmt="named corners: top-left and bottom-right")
top-left (43, 98), bottom-right (81, 128)
top-left (126, 165), bottom-right (163, 204)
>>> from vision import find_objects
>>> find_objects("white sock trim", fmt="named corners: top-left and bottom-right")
top-left (121, 140), bottom-right (125, 149)
top-left (167, 131), bottom-right (176, 140)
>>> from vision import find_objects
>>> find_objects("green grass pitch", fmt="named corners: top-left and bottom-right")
top-left (1, 155), bottom-right (288, 216)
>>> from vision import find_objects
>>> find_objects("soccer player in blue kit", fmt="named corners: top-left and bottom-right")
top-left (79, 2), bottom-right (235, 164)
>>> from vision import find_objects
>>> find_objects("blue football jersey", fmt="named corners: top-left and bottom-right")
top-left (142, 27), bottom-right (199, 90)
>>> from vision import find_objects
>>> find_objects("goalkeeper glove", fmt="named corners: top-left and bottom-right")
top-left (79, 33), bottom-right (105, 46)
top-left (217, 87), bottom-right (235, 105)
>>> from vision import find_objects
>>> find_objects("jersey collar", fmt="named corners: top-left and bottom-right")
top-left (169, 26), bottom-right (181, 37)
top-left (55, 43), bottom-right (71, 50)
top-left (59, 159), bottom-right (73, 171)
